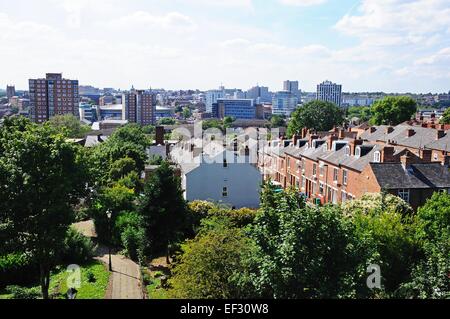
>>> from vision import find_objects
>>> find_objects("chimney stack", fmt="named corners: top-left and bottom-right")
top-left (327, 135), bottom-right (338, 150)
top-left (349, 139), bottom-right (364, 155)
top-left (293, 134), bottom-right (300, 147)
top-left (369, 127), bottom-right (376, 134)
top-left (420, 149), bottom-right (432, 162)
top-left (401, 151), bottom-right (414, 169)
top-left (386, 126), bottom-right (394, 134)
top-left (338, 129), bottom-right (345, 139)
top-left (301, 128), bottom-right (308, 139)
top-left (156, 126), bottom-right (165, 145)
top-left (382, 146), bottom-right (395, 163)
top-left (406, 129), bottom-right (415, 137)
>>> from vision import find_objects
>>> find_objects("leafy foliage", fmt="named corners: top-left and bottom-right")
top-left (169, 217), bottom-right (256, 299)
top-left (287, 100), bottom-right (344, 136)
top-left (370, 96), bottom-right (417, 125)
top-left (439, 108), bottom-right (450, 125)
top-left (47, 114), bottom-right (91, 138)
top-left (0, 117), bottom-right (89, 298)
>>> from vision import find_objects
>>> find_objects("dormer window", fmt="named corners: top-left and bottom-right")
top-left (322, 143), bottom-right (328, 152)
top-left (344, 146), bottom-right (351, 156)
top-left (355, 147), bottom-right (361, 158)
top-left (374, 151), bottom-right (381, 163)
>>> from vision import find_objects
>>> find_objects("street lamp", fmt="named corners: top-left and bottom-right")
top-left (106, 210), bottom-right (113, 272)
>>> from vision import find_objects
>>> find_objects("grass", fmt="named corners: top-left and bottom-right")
top-left (0, 260), bottom-right (110, 300)
top-left (142, 268), bottom-right (169, 299)
top-left (49, 261), bottom-right (110, 299)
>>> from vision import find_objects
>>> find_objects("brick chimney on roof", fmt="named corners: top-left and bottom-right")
top-left (401, 151), bottom-right (414, 168)
top-left (327, 135), bottom-right (338, 150)
top-left (301, 128), bottom-right (308, 139)
top-left (156, 126), bottom-right (165, 145)
top-left (406, 128), bottom-right (415, 137)
top-left (293, 134), bottom-right (300, 147)
top-left (420, 149), bottom-right (432, 162)
top-left (369, 127), bottom-right (376, 133)
top-left (437, 130), bottom-right (445, 140)
top-left (382, 146), bottom-right (395, 163)
top-left (386, 126), bottom-right (394, 134)
top-left (339, 129), bottom-right (345, 139)
top-left (349, 139), bottom-right (363, 155)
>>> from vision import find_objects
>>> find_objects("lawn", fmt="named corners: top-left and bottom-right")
top-left (0, 260), bottom-right (110, 299)
top-left (49, 261), bottom-right (110, 299)
top-left (142, 267), bottom-right (169, 299)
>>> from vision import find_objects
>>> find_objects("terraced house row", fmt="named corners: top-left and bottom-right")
top-left (259, 124), bottom-right (450, 210)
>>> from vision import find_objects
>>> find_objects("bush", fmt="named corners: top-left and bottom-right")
top-left (121, 225), bottom-right (147, 264)
top-left (61, 228), bottom-right (96, 265)
top-left (342, 193), bottom-right (413, 218)
top-left (5, 285), bottom-right (41, 299)
top-left (0, 253), bottom-right (39, 288)
top-left (86, 270), bottom-right (96, 283)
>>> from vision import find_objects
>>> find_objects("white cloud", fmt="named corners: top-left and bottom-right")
top-left (279, 0), bottom-right (327, 6)
top-left (112, 11), bottom-right (197, 33)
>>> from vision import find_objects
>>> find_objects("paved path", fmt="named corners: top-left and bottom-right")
top-left (73, 220), bottom-right (144, 299)
top-left (97, 248), bottom-right (144, 300)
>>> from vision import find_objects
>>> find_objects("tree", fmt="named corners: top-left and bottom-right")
top-left (158, 118), bottom-right (177, 125)
top-left (47, 114), bottom-right (91, 138)
top-left (109, 157), bottom-right (137, 181)
top-left (399, 192), bottom-right (450, 299)
top-left (347, 106), bottom-right (372, 122)
top-left (370, 96), bottom-right (417, 126)
top-left (287, 100), bottom-right (344, 136)
top-left (240, 184), bottom-right (362, 299)
top-left (138, 161), bottom-right (188, 263)
top-left (223, 116), bottom-right (235, 129)
top-left (169, 217), bottom-right (256, 299)
top-left (439, 108), bottom-right (450, 125)
top-left (182, 107), bottom-right (192, 120)
top-left (0, 117), bottom-right (87, 299)
top-left (91, 125), bottom-right (150, 184)
top-left (270, 115), bottom-right (286, 128)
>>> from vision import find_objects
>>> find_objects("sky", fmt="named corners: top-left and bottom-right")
top-left (0, 0), bottom-right (449, 93)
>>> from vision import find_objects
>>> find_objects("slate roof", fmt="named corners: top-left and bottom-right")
top-left (360, 125), bottom-right (450, 152)
top-left (370, 163), bottom-right (450, 189)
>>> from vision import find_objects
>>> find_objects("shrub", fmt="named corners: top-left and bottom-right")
top-left (61, 228), bottom-right (96, 265)
top-left (0, 253), bottom-right (39, 288)
top-left (342, 193), bottom-right (413, 218)
top-left (86, 270), bottom-right (96, 283)
top-left (5, 285), bottom-right (41, 299)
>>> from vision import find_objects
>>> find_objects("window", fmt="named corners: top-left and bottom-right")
top-left (343, 170), bottom-right (348, 185)
top-left (433, 153), bottom-right (438, 161)
top-left (344, 146), bottom-right (351, 156)
top-left (355, 147), bottom-right (361, 157)
top-left (398, 189), bottom-right (410, 203)
top-left (222, 187), bottom-right (228, 197)
top-left (319, 182), bottom-right (324, 195)
top-left (374, 151), bottom-right (381, 163)
top-left (301, 176), bottom-right (306, 190)
top-left (341, 192), bottom-right (347, 203)
top-left (223, 159), bottom-right (228, 168)
top-left (313, 164), bottom-right (317, 176)
top-left (319, 162), bottom-right (325, 176)
top-left (333, 168), bottom-right (338, 182)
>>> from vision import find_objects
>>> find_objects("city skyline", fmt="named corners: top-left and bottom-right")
top-left (0, 0), bottom-right (449, 93)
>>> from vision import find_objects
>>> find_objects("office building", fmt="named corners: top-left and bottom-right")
top-left (213, 99), bottom-right (256, 120)
top-left (29, 73), bottom-right (79, 123)
top-left (206, 89), bottom-right (225, 113)
top-left (247, 85), bottom-right (272, 103)
top-left (122, 89), bottom-right (156, 126)
top-left (283, 80), bottom-right (301, 100)
top-left (317, 80), bottom-right (342, 107)
top-left (272, 91), bottom-right (299, 117)
top-left (6, 85), bottom-right (16, 99)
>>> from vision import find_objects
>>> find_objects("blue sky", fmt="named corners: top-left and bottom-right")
top-left (1, 0), bottom-right (449, 93)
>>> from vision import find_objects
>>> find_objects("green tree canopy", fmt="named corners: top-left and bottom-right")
top-left (287, 100), bottom-right (345, 136)
top-left (347, 106), bottom-right (372, 122)
top-left (400, 192), bottom-right (450, 299)
top-left (439, 108), bottom-right (450, 125)
top-left (0, 117), bottom-right (88, 299)
top-left (241, 183), bottom-right (363, 299)
top-left (270, 115), bottom-right (286, 128)
top-left (169, 217), bottom-right (256, 299)
top-left (47, 114), bottom-right (91, 138)
top-left (158, 118), bottom-right (177, 125)
top-left (370, 96), bottom-right (417, 125)
top-left (138, 161), bottom-right (188, 262)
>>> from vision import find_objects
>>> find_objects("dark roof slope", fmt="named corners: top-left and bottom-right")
top-left (370, 163), bottom-right (450, 189)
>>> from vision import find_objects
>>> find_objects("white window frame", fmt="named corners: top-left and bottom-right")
top-left (398, 189), bottom-right (410, 203)
top-left (374, 151), bottom-right (381, 163)
top-left (343, 170), bottom-right (348, 185)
